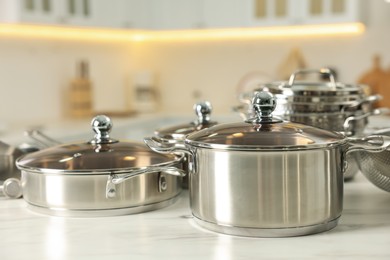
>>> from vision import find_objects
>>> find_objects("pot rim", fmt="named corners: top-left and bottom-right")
top-left (16, 153), bottom-right (184, 175)
top-left (184, 138), bottom-right (346, 151)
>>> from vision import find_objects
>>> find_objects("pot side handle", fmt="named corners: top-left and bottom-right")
top-left (346, 135), bottom-right (390, 154)
top-left (144, 136), bottom-right (193, 156)
top-left (343, 108), bottom-right (389, 133)
top-left (106, 166), bottom-right (186, 199)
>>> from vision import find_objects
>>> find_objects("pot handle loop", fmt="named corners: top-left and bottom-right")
top-left (346, 135), bottom-right (390, 154)
top-left (106, 167), bottom-right (186, 199)
top-left (343, 108), bottom-right (389, 133)
top-left (144, 137), bottom-right (193, 156)
top-left (341, 94), bottom-right (382, 113)
top-left (287, 68), bottom-right (337, 90)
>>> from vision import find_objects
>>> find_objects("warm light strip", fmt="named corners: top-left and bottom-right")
top-left (0, 23), bottom-right (143, 42)
top-left (0, 22), bottom-right (364, 42)
top-left (144, 23), bottom-right (365, 42)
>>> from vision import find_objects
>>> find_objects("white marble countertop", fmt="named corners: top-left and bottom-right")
top-left (0, 114), bottom-right (390, 259)
top-left (0, 173), bottom-right (389, 260)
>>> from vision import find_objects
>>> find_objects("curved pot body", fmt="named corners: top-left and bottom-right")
top-left (16, 115), bottom-right (185, 217)
top-left (145, 91), bottom-right (388, 237)
top-left (189, 145), bottom-right (345, 237)
top-left (21, 167), bottom-right (182, 216)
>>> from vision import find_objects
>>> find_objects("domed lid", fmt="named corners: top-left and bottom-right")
top-left (186, 92), bottom-right (345, 151)
top-left (16, 115), bottom-right (179, 174)
top-left (155, 101), bottom-right (218, 140)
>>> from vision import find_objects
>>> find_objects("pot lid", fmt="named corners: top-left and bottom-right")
top-left (186, 91), bottom-right (345, 150)
top-left (285, 68), bottom-right (364, 95)
top-left (16, 115), bottom-right (179, 174)
top-left (155, 101), bottom-right (217, 140)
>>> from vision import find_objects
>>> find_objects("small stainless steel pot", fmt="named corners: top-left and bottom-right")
top-left (154, 101), bottom-right (217, 189)
top-left (145, 92), bottom-right (389, 237)
top-left (16, 115), bottom-right (184, 217)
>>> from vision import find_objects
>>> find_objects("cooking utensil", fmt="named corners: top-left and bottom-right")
top-left (16, 115), bottom-right (185, 217)
top-left (352, 128), bottom-right (390, 192)
top-left (0, 178), bottom-right (22, 199)
top-left (235, 69), bottom-right (382, 181)
top-left (155, 101), bottom-right (217, 141)
top-left (145, 91), bottom-right (389, 237)
top-left (155, 101), bottom-right (217, 189)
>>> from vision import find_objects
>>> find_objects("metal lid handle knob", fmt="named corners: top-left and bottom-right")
top-left (194, 101), bottom-right (212, 124)
top-left (89, 115), bottom-right (118, 144)
top-left (245, 91), bottom-right (282, 124)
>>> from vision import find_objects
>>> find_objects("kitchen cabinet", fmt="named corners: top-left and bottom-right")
top-left (0, 0), bottom-right (128, 28)
top-left (150, 0), bottom-right (204, 30)
top-left (0, 0), bottom-right (365, 30)
top-left (299, 0), bottom-right (364, 24)
top-left (202, 0), bottom-right (244, 29)
top-left (241, 0), bottom-right (297, 27)
top-left (148, 0), bottom-right (364, 30)
top-left (240, 0), bottom-right (363, 27)
top-left (119, 0), bottom-right (153, 29)
top-left (0, 0), bottom-right (60, 24)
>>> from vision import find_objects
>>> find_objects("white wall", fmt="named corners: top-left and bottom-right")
top-left (0, 38), bottom-right (133, 125)
top-left (0, 1), bottom-right (389, 126)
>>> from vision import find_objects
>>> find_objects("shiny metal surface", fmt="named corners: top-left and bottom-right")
top-left (189, 147), bottom-right (344, 231)
top-left (154, 101), bottom-right (217, 189)
top-left (89, 115), bottom-right (118, 144)
top-left (145, 93), bottom-right (389, 236)
top-left (26, 193), bottom-right (180, 217)
top-left (187, 92), bottom-right (345, 151)
top-left (193, 216), bottom-right (339, 238)
top-left (16, 115), bottom-right (184, 215)
top-left (288, 68), bottom-right (337, 90)
top-left (186, 120), bottom-right (345, 150)
top-left (155, 101), bottom-right (217, 141)
top-left (352, 128), bottom-right (390, 192)
top-left (21, 168), bottom-right (181, 213)
top-left (0, 178), bottom-right (22, 199)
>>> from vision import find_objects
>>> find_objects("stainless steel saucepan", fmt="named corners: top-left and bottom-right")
top-left (16, 115), bottom-right (185, 217)
top-left (145, 91), bottom-right (389, 237)
top-left (154, 101), bottom-right (218, 189)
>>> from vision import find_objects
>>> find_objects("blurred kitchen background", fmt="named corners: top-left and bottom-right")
top-left (0, 0), bottom-right (389, 125)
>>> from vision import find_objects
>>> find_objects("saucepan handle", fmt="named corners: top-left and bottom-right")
top-left (346, 135), bottom-right (390, 154)
top-left (343, 108), bottom-right (389, 133)
top-left (287, 68), bottom-right (337, 90)
top-left (143, 136), bottom-right (193, 156)
top-left (105, 164), bottom-right (186, 199)
top-left (341, 94), bottom-right (382, 112)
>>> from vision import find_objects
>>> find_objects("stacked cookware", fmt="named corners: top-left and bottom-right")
top-left (236, 68), bottom-right (382, 180)
top-left (146, 91), bottom-right (390, 237)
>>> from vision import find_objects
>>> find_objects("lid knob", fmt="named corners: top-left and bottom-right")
top-left (89, 115), bottom-right (118, 144)
top-left (194, 101), bottom-right (212, 124)
top-left (247, 91), bottom-right (282, 124)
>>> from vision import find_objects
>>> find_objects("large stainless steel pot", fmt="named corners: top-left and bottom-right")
top-left (145, 92), bottom-right (388, 237)
top-left (16, 115), bottom-right (184, 217)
